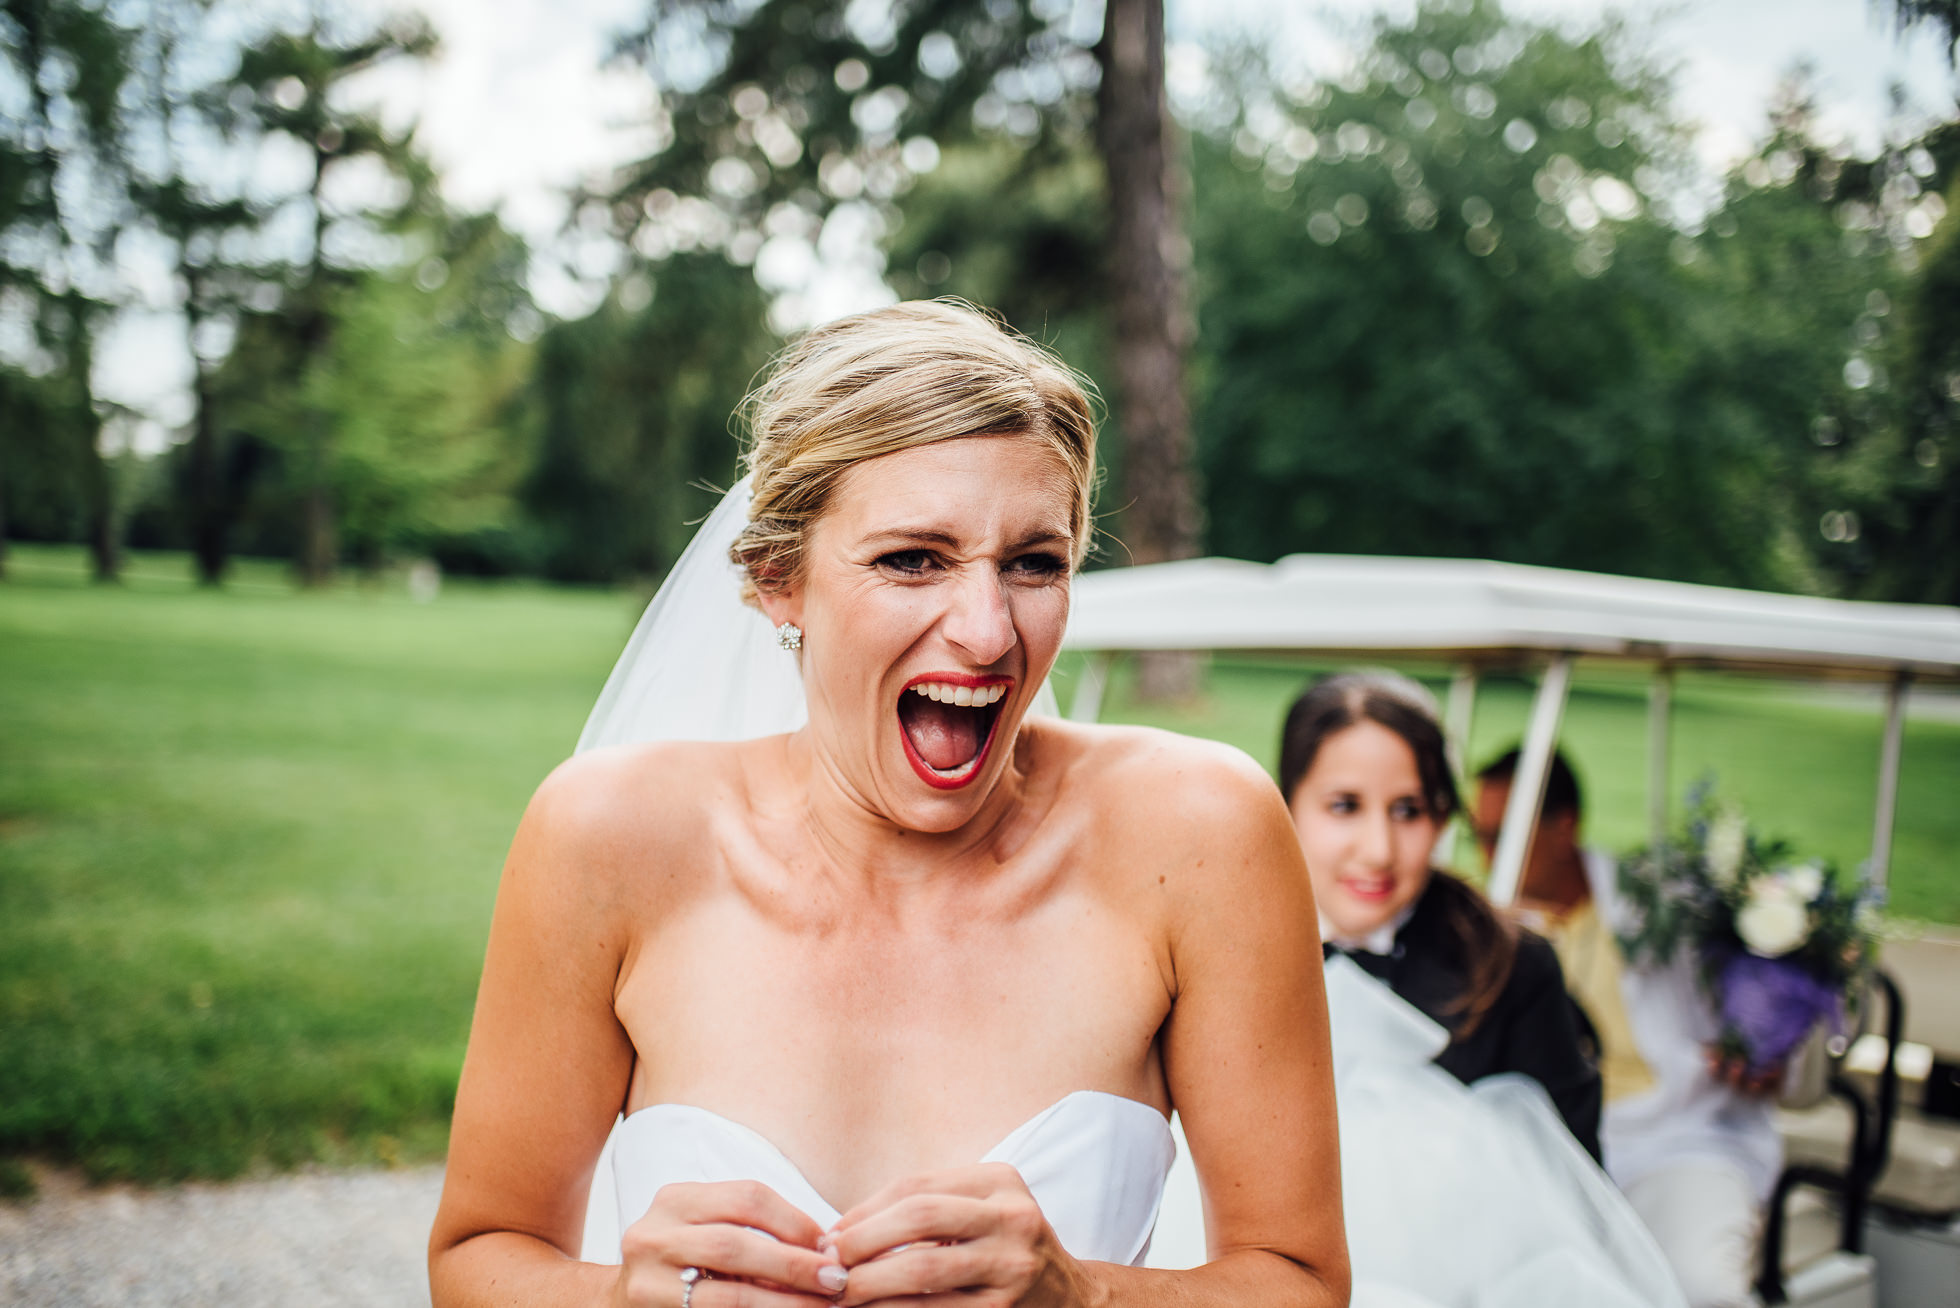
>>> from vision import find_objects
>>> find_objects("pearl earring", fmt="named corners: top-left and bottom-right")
top-left (775, 622), bottom-right (803, 652)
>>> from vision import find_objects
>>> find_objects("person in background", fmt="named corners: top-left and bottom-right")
top-left (1280, 671), bottom-right (1602, 1160)
top-left (1475, 747), bottom-right (1782, 1308)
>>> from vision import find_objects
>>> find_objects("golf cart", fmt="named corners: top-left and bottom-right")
top-left (1062, 552), bottom-right (1960, 1308)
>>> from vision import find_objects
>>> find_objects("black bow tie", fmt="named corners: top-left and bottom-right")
top-left (1324, 941), bottom-right (1399, 980)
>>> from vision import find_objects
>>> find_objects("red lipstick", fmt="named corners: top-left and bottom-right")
top-left (897, 672), bottom-right (1014, 791)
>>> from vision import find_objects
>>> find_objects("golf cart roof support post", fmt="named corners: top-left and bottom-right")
top-left (1069, 651), bottom-right (1114, 723)
top-left (1446, 665), bottom-right (1478, 781)
top-left (1648, 666), bottom-right (1673, 852)
top-left (1487, 653), bottom-right (1575, 907)
top-left (1446, 665), bottom-right (1480, 873)
top-left (1869, 670), bottom-right (1911, 890)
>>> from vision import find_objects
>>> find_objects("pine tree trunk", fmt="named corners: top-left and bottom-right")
top-left (81, 422), bottom-right (118, 583)
top-left (181, 275), bottom-right (229, 585)
top-left (1096, 0), bottom-right (1201, 700)
top-left (295, 131), bottom-right (337, 588)
top-left (64, 316), bottom-right (118, 584)
top-left (299, 473), bottom-right (336, 587)
top-left (188, 360), bottom-right (227, 585)
top-left (0, 444), bottom-right (10, 580)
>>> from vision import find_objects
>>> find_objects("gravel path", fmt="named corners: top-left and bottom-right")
top-left (0, 1164), bottom-right (445, 1307)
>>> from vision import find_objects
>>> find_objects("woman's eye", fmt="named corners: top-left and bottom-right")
top-left (1390, 799), bottom-right (1426, 822)
top-left (877, 550), bottom-right (937, 576)
top-left (1005, 552), bottom-right (1066, 579)
top-left (1327, 795), bottom-right (1359, 816)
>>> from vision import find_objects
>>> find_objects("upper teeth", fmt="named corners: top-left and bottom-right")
top-left (911, 682), bottom-right (1007, 706)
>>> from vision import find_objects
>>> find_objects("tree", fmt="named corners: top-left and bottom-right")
top-left (210, 209), bottom-right (541, 573)
top-left (523, 252), bottom-right (771, 582)
top-left (226, 8), bottom-right (437, 584)
top-left (1184, 1), bottom-right (1888, 591)
top-left (123, 0), bottom-right (285, 584)
top-left (608, 0), bottom-right (1196, 588)
top-left (1769, 106), bottom-right (1960, 602)
top-left (1098, 0), bottom-right (1195, 571)
top-left (0, 365), bottom-right (93, 558)
top-left (0, 0), bottom-right (135, 580)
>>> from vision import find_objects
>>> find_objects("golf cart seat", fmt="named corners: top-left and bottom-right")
top-left (1767, 935), bottom-right (1960, 1305)
top-left (1781, 1101), bottom-right (1960, 1217)
top-left (1780, 933), bottom-right (1960, 1221)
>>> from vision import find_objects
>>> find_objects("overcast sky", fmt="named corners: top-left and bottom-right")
top-left (95, 0), bottom-right (1957, 439)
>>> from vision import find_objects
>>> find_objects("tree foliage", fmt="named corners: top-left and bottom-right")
top-left (610, 0), bottom-right (1198, 594)
top-left (206, 212), bottom-right (539, 570)
top-left (0, 0), bottom-right (135, 579)
top-left (523, 252), bottom-right (771, 583)
top-left (1178, 1), bottom-right (1943, 595)
top-left (4, 0), bottom-right (1958, 607)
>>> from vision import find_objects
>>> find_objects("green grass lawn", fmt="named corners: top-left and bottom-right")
top-left (1, 545), bottom-right (636, 1183)
top-left (3, 545), bottom-right (1955, 1185)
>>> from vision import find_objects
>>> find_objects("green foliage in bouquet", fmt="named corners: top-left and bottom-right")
top-left (1618, 780), bottom-right (1880, 988)
top-left (1617, 781), bottom-right (1881, 1072)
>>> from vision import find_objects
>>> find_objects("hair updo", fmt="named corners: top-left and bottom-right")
top-left (730, 300), bottom-right (1098, 607)
top-left (1278, 670), bottom-right (1459, 822)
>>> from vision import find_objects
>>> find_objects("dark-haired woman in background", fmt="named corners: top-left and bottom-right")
top-left (1279, 669), bottom-right (1602, 1159)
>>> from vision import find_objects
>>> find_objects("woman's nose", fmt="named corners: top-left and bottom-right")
top-left (1356, 812), bottom-right (1394, 867)
top-left (941, 565), bottom-right (1016, 665)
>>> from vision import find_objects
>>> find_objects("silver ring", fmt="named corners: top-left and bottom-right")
top-left (679, 1265), bottom-right (702, 1308)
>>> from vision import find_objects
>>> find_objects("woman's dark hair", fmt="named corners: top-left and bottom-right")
top-left (1279, 670), bottom-right (1517, 1037)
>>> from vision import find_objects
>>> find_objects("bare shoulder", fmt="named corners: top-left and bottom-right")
top-left (1033, 717), bottom-right (1283, 831)
top-left (1028, 719), bottom-right (1298, 896)
top-left (1027, 721), bottom-right (1318, 1008)
top-left (505, 738), bottom-right (758, 913)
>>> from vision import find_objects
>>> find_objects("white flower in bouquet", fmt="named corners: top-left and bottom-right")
top-left (1737, 877), bottom-right (1810, 958)
top-left (1781, 862), bottom-right (1825, 903)
top-left (1705, 807), bottom-right (1748, 889)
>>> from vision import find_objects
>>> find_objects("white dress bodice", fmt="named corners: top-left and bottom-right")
top-left (583, 1090), bottom-right (1176, 1268)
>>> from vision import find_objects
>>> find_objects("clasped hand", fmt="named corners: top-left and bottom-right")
top-left (615, 1164), bottom-right (1082, 1308)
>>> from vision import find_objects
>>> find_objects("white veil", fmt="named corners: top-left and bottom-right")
top-left (576, 477), bottom-right (806, 752)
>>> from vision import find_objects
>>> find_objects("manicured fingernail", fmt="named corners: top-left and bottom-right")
top-left (819, 1264), bottom-right (849, 1292)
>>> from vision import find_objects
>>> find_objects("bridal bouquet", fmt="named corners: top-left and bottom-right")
top-left (1617, 785), bottom-right (1882, 1076)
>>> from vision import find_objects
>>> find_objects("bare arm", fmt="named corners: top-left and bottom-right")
top-left (428, 754), bottom-right (640, 1306)
top-left (1114, 742), bottom-right (1349, 1307)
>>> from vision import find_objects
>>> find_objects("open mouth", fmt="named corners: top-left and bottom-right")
top-left (896, 674), bottom-right (1012, 790)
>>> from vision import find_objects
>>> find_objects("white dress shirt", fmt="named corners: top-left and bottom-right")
top-left (1586, 850), bottom-right (1783, 1200)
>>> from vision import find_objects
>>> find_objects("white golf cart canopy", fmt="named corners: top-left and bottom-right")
top-left (1061, 554), bottom-right (1960, 903)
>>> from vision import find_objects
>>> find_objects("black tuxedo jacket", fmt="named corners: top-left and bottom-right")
top-left (1329, 877), bottom-right (1604, 1163)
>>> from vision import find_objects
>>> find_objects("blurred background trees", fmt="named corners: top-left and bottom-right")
top-left (3, 0), bottom-right (1958, 602)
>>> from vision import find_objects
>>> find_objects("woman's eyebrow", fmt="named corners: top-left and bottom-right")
top-left (861, 527), bottom-right (960, 549)
top-left (860, 527), bottom-right (1072, 550)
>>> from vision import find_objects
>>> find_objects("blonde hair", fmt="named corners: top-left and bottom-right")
top-left (730, 300), bottom-right (1098, 605)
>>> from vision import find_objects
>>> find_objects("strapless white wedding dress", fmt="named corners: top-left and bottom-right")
top-left (582, 1090), bottom-right (1176, 1267)
top-left (585, 961), bottom-right (1684, 1306)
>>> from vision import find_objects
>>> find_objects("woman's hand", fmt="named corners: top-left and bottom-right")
top-left (1704, 1045), bottom-right (1787, 1098)
top-left (824, 1164), bottom-right (1085, 1308)
top-left (615, 1179), bottom-right (852, 1308)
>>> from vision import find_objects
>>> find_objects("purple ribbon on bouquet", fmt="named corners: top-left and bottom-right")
top-left (1717, 953), bottom-right (1842, 1072)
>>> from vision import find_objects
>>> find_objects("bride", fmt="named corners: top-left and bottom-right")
top-left (427, 301), bottom-right (1350, 1306)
